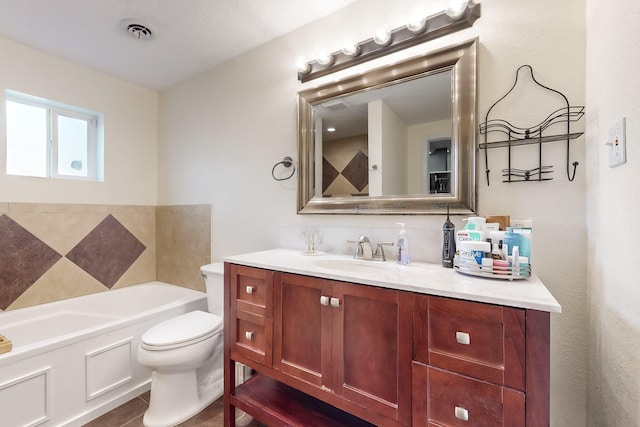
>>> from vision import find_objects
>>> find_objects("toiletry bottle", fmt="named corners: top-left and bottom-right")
top-left (395, 223), bottom-right (411, 265)
top-left (442, 205), bottom-right (456, 268)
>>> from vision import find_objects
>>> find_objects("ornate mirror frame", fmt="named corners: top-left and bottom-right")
top-left (297, 38), bottom-right (477, 215)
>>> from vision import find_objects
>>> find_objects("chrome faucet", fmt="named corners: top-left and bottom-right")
top-left (349, 236), bottom-right (393, 261)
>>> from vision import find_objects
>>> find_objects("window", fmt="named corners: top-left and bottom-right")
top-left (5, 90), bottom-right (103, 181)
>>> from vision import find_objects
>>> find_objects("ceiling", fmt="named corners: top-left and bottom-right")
top-left (316, 70), bottom-right (453, 141)
top-left (0, 0), bottom-right (357, 90)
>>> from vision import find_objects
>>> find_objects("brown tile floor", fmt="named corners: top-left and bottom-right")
top-left (83, 391), bottom-right (264, 427)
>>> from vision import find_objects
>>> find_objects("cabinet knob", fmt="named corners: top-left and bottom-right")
top-left (246, 285), bottom-right (255, 294)
top-left (330, 297), bottom-right (340, 308)
top-left (456, 331), bottom-right (470, 345)
top-left (245, 331), bottom-right (253, 340)
top-left (454, 406), bottom-right (469, 421)
top-left (320, 295), bottom-right (330, 306)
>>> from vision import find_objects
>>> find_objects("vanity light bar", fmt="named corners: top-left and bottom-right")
top-left (297, 2), bottom-right (480, 83)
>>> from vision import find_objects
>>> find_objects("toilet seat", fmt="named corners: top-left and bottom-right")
top-left (141, 310), bottom-right (223, 351)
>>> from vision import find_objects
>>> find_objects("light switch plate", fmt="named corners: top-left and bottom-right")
top-left (608, 118), bottom-right (627, 168)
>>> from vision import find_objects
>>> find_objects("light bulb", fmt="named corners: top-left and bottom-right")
top-left (295, 56), bottom-right (310, 74)
top-left (446, 0), bottom-right (469, 19)
top-left (407, 16), bottom-right (426, 33)
top-left (373, 27), bottom-right (391, 46)
top-left (341, 40), bottom-right (359, 57)
top-left (317, 50), bottom-right (334, 66)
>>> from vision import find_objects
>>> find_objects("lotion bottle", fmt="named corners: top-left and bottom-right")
top-left (395, 223), bottom-right (411, 265)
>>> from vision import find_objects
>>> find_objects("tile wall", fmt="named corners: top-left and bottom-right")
top-left (322, 134), bottom-right (369, 196)
top-left (0, 203), bottom-right (210, 312)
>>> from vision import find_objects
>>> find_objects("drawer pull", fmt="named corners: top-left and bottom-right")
top-left (330, 297), bottom-right (340, 308)
top-left (456, 331), bottom-right (470, 345)
top-left (320, 296), bottom-right (330, 306)
top-left (246, 285), bottom-right (255, 294)
top-left (455, 406), bottom-right (469, 421)
top-left (245, 331), bottom-right (254, 340)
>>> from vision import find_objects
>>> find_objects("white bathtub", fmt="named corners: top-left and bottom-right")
top-left (0, 282), bottom-right (208, 427)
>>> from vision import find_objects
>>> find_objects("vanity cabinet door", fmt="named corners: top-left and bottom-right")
top-left (332, 282), bottom-right (412, 426)
top-left (273, 273), bottom-right (333, 389)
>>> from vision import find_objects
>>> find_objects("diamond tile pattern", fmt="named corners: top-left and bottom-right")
top-left (341, 150), bottom-right (369, 192)
top-left (322, 157), bottom-right (340, 193)
top-left (66, 214), bottom-right (146, 288)
top-left (0, 214), bottom-right (62, 309)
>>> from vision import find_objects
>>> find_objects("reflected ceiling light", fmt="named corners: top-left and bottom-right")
top-left (373, 27), bottom-right (391, 46)
top-left (317, 50), bottom-right (334, 66)
top-left (295, 56), bottom-right (310, 74)
top-left (446, 0), bottom-right (470, 19)
top-left (407, 16), bottom-right (427, 33)
top-left (341, 40), bottom-right (360, 57)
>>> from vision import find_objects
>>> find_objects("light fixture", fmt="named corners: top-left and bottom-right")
top-left (296, 2), bottom-right (480, 82)
top-left (407, 16), bottom-right (427, 33)
top-left (317, 50), bottom-right (334, 66)
top-left (341, 40), bottom-right (360, 57)
top-left (295, 56), bottom-right (310, 74)
top-left (373, 27), bottom-right (391, 46)
top-left (327, 127), bottom-right (336, 132)
top-left (446, 0), bottom-right (470, 19)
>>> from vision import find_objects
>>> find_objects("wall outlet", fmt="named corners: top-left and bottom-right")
top-left (608, 118), bottom-right (627, 168)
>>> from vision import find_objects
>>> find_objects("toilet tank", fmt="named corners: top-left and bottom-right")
top-left (200, 263), bottom-right (224, 316)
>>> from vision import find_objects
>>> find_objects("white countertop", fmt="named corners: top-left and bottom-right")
top-left (224, 248), bottom-right (561, 313)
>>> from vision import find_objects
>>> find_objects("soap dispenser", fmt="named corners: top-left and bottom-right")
top-left (395, 223), bottom-right (411, 265)
top-left (442, 205), bottom-right (456, 268)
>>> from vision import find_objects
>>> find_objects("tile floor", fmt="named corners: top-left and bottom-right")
top-left (83, 392), bottom-right (263, 427)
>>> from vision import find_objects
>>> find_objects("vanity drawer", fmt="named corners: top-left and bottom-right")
top-left (423, 296), bottom-right (525, 389)
top-left (413, 364), bottom-right (524, 427)
top-left (229, 308), bottom-right (273, 367)
top-left (230, 265), bottom-right (274, 318)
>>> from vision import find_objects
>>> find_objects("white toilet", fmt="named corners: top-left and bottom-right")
top-left (136, 263), bottom-right (225, 427)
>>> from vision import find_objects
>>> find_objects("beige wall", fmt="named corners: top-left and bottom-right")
top-left (157, 1), bottom-right (587, 425)
top-left (0, 37), bottom-right (159, 205)
top-left (585, 0), bottom-right (640, 425)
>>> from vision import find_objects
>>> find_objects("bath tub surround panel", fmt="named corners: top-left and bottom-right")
top-left (0, 214), bottom-right (62, 310)
top-left (0, 202), bottom-right (210, 311)
top-left (65, 214), bottom-right (147, 288)
top-left (1, 203), bottom-right (156, 310)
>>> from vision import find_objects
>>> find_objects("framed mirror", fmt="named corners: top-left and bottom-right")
top-left (297, 38), bottom-right (477, 215)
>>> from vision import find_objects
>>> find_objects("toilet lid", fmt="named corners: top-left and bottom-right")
top-left (141, 310), bottom-right (222, 350)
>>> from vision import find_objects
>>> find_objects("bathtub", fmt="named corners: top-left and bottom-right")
top-left (0, 282), bottom-right (208, 427)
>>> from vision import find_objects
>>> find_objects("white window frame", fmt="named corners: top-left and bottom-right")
top-left (5, 90), bottom-right (101, 181)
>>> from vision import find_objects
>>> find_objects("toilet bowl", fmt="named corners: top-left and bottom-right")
top-left (136, 263), bottom-right (225, 427)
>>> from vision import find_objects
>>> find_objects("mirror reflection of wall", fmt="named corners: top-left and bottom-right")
top-left (313, 69), bottom-right (452, 197)
top-left (322, 134), bottom-right (369, 197)
top-left (424, 138), bottom-right (452, 194)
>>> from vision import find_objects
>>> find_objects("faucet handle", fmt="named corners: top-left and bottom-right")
top-left (374, 242), bottom-right (394, 261)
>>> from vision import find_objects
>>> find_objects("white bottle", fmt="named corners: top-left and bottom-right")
top-left (395, 223), bottom-right (411, 265)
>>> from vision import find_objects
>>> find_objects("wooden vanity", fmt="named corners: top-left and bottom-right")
top-left (223, 249), bottom-right (561, 427)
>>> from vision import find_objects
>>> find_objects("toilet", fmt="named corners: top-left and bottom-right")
top-left (136, 263), bottom-right (225, 427)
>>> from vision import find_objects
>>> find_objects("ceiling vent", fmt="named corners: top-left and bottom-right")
top-left (120, 19), bottom-right (154, 41)
top-left (127, 23), bottom-right (152, 40)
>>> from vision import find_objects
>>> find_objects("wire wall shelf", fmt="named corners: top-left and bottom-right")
top-left (479, 65), bottom-right (585, 185)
